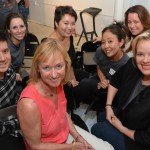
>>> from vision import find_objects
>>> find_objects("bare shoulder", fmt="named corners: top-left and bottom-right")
top-left (48, 31), bottom-right (56, 39)
top-left (18, 98), bottom-right (39, 118)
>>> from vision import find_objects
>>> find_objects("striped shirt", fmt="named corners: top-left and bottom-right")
top-left (0, 65), bottom-right (20, 137)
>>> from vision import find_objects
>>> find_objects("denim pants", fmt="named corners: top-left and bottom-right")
top-left (91, 110), bottom-right (126, 150)
top-left (18, 5), bottom-right (29, 32)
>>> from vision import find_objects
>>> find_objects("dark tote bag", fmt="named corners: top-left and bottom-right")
top-left (0, 105), bottom-right (25, 150)
top-left (65, 84), bottom-right (89, 132)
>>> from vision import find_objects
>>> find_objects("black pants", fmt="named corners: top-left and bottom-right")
top-left (74, 74), bottom-right (99, 104)
top-left (0, 135), bottom-right (25, 150)
top-left (74, 74), bottom-right (108, 111)
top-left (64, 68), bottom-right (90, 111)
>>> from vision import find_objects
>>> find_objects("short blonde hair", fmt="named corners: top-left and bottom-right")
top-left (131, 30), bottom-right (150, 67)
top-left (29, 39), bottom-right (71, 84)
top-left (132, 30), bottom-right (150, 57)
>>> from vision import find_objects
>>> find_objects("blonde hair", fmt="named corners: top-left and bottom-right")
top-left (132, 30), bottom-right (150, 57)
top-left (29, 39), bottom-right (71, 84)
top-left (131, 30), bottom-right (150, 67)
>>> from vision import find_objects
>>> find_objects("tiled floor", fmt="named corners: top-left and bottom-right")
top-left (27, 21), bottom-right (97, 132)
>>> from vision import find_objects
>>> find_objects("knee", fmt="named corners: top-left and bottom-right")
top-left (91, 122), bottom-right (107, 139)
top-left (80, 78), bottom-right (91, 85)
top-left (75, 78), bottom-right (92, 92)
top-left (91, 123), bottom-right (100, 137)
top-left (79, 78), bottom-right (97, 89)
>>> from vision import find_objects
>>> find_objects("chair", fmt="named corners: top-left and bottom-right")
top-left (79, 41), bottom-right (105, 115)
top-left (22, 33), bottom-right (39, 69)
top-left (80, 41), bottom-right (101, 75)
top-left (77, 7), bottom-right (102, 46)
top-left (25, 32), bottom-right (39, 57)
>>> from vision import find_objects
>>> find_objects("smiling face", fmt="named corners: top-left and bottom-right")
top-left (127, 13), bottom-right (144, 36)
top-left (101, 30), bottom-right (123, 61)
top-left (0, 41), bottom-right (11, 79)
top-left (55, 14), bottom-right (76, 38)
top-left (136, 39), bottom-right (150, 80)
top-left (38, 51), bottom-right (66, 88)
top-left (8, 18), bottom-right (26, 44)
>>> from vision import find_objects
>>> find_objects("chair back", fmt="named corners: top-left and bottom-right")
top-left (81, 41), bottom-right (101, 52)
top-left (22, 33), bottom-right (39, 69)
top-left (25, 33), bottom-right (39, 56)
top-left (81, 41), bottom-right (101, 74)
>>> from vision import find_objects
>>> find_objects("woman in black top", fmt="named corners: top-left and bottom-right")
top-left (48, 6), bottom-right (89, 109)
top-left (91, 30), bottom-right (150, 150)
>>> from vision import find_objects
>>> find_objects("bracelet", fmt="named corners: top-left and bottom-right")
top-left (105, 104), bottom-right (112, 108)
top-left (72, 140), bottom-right (76, 150)
top-left (75, 134), bottom-right (81, 141)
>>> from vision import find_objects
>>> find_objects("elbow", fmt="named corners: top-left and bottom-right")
top-left (27, 142), bottom-right (42, 150)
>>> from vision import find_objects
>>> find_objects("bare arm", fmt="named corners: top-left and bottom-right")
top-left (24, 0), bottom-right (29, 8)
top-left (67, 114), bottom-right (94, 150)
top-left (18, 98), bottom-right (72, 150)
top-left (68, 66), bottom-right (79, 87)
top-left (106, 84), bottom-right (135, 140)
top-left (67, 114), bottom-right (80, 139)
top-left (97, 65), bottom-right (105, 81)
top-left (111, 116), bottom-right (135, 140)
top-left (97, 65), bottom-right (109, 89)
top-left (93, 36), bottom-right (101, 43)
top-left (106, 84), bottom-right (118, 123)
top-left (106, 84), bottom-right (118, 106)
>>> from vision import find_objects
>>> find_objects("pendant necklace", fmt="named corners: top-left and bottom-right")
top-left (50, 93), bottom-right (54, 97)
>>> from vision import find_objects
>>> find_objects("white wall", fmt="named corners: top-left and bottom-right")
top-left (122, 0), bottom-right (150, 21)
top-left (29, 0), bottom-right (115, 36)
top-left (29, 0), bottom-right (150, 37)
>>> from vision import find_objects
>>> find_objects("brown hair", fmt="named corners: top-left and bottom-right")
top-left (5, 12), bottom-right (26, 38)
top-left (125, 5), bottom-right (150, 53)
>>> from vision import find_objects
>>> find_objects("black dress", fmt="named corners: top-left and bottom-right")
top-left (64, 36), bottom-right (89, 109)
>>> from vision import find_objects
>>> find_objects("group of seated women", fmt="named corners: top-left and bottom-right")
top-left (1, 4), bottom-right (150, 150)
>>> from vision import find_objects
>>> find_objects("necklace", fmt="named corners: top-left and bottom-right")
top-left (50, 93), bottom-right (54, 97)
top-left (49, 90), bottom-right (57, 97)
top-left (37, 81), bottom-right (56, 97)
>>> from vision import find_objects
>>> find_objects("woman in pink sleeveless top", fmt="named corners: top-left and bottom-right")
top-left (17, 39), bottom-right (95, 150)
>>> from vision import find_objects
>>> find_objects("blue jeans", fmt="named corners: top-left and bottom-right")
top-left (18, 5), bottom-right (29, 32)
top-left (91, 110), bottom-right (126, 150)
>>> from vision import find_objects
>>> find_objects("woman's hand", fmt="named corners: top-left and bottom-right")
top-left (69, 80), bottom-right (79, 87)
top-left (97, 79), bottom-right (109, 89)
top-left (76, 135), bottom-right (95, 150)
top-left (16, 73), bottom-right (22, 81)
top-left (106, 106), bottom-right (115, 123)
top-left (72, 141), bottom-right (91, 150)
top-left (93, 36), bottom-right (101, 43)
